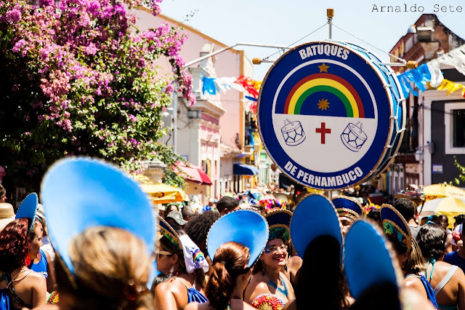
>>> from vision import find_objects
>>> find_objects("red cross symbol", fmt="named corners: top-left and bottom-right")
top-left (315, 122), bottom-right (331, 144)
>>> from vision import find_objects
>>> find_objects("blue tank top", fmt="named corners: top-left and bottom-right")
top-left (418, 274), bottom-right (438, 309)
top-left (187, 287), bottom-right (208, 304)
top-left (28, 249), bottom-right (48, 278)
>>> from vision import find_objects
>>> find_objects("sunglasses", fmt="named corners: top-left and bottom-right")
top-left (264, 244), bottom-right (288, 254)
top-left (156, 250), bottom-right (174, 259)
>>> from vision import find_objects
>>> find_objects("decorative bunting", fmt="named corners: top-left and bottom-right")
top-left (200, 75), bottom-right (262, 109)
top-left (397, 44), bottom-right (465, 98)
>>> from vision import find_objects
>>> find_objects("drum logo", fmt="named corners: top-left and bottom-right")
top-left (258, 41), bottom-right (394, 190)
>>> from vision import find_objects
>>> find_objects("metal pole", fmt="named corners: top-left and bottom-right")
top-left (183, 42), bottom-right (290, 68)
top-left (327, 9), bottom-right (334, 40)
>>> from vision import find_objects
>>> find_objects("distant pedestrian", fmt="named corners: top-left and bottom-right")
top-left (216, 196), bottom-right (239, 216)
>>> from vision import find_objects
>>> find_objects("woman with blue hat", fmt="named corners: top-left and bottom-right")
top-left (344, 219), bottom-right (435, 310)
top-left (40, 157), bottom-right (157, 310)
top-left (153, 217), bottom-right (209, 310)
top-left (0, 193), bottom-right (48, 309)
top-left (185, 210), bottom-right (268, 310)
top-left (285, 194), bottom-right (349, 310)
top-left (332, 196), bottom-right (363, 237)
top-left (245, 209), bottom-right (295, 309)
top-left (381, 204), bottom-right (438, 309)
top-left (0, 218), bottom-right (47, 309)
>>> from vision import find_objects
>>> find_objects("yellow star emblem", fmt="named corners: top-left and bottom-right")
top-left (318, 63), bottom-right (329, 72)
top-left (318, 99), bottom-right (330, 111)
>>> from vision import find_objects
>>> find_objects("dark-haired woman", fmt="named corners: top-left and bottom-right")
top-left (284, 235), bottom-right (349, 310)
top-left (0, 219), bottom-right (47, 309)
top-left (153, 231), bottom-right (207, 310)
top-left (185, 242), bottom-right (256, 310)
top-left (244, 238), bottom-right (295, 308)
top-left (417, 223), bottom-right (465, 310)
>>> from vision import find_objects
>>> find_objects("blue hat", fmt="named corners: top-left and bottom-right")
top-left (380, 204), bottom-right (412, 253)
top-left (290, 194), bottom-right (342, 258)
top-left (344, 220), bottom-right (400, 299)
top-left (41, 157), bottom-right (156, 274)
top-left (15, 192), bottom-right (38, 232)
top-left (158, 216), bottom-right (181, 251)
top-left (207, 210), bottom-right (268, 267)
top-left (265, 209), bottom-right (292, 243)
top-left (332, 196), bottom-right (363, 220)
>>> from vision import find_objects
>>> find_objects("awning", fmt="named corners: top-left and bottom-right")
top-left (233, 163), bottom-right (258, 176)
top-left (175, 161), bottom-right (212, 185)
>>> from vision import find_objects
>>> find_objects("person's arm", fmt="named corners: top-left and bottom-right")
top-left (31, 274), bottom-right (47, 307)
top-left (184, 302), bottom-right (199, 310)
top-left (44, 251), bottom-right (56, 292)
top-left (456, 268), bottom-right (465, 310)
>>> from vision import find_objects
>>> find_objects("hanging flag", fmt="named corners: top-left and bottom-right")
top-left (202, 76), bottom-right (217, 95)
top-left (427, 60), bottom-right (444, 87)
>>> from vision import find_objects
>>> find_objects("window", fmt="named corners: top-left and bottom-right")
top-left (445, 102), bottom-right (465, 154)
top-left (452, 109), bottom-right (465, 147)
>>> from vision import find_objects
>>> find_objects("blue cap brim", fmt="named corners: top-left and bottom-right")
top-left (332, 196), bottom-right (363, 219)
top-left (380, 206), bottom-right (411, 239)
top-left (15, 192), bottom-right (38, 231)
top-left (344, 220), bottom-right (399, 298)
top-left (158, 216), bottom-right (181, 250)
top-left (290, 194), bottom-right (342, 257)
top-left (207, 210), bottom-right (268, 267)
top-left (41, 157), bottom-right (156, 274)
top-left (266, 210), bottom-right (292, 229)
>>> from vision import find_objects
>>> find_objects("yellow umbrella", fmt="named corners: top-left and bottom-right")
top-left (422, 183), bottom-right (465, 200)
top-left (133, 174), bottom-right (188, 204)
top-left (419, 197), bottom-right (465, 227)
top-left (139, 183), bottom-right (188, 204)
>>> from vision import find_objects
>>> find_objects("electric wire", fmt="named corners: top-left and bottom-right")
top-left (261, 22), bottom-right (328, 63)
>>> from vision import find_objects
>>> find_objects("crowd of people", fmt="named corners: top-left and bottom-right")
top-left (0, 157), bottom-right (464, 310)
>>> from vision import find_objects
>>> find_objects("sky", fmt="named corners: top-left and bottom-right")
top-left (159, 0), bottom-right (465, 80)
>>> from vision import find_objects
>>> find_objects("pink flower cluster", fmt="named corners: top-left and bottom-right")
top-left (2, 0), bottom-right (194, 135)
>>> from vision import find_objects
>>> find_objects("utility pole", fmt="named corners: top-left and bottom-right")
top-left (327, 8), bottom-right (334, 40)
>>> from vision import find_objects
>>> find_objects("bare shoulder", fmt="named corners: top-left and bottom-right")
top-left (402, 276), bottom-right (427, 298)
top-left (28, 271), bottom-right (46, 285)
top-left (244, 275), bottom-right (271, 302)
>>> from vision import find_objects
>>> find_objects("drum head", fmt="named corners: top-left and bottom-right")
top-left (258, 41), bottom-right (405, 190)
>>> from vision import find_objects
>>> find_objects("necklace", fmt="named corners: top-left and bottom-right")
top-left (267, 275), bottom-right (288, 298)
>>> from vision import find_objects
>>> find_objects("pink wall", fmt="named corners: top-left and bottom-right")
top-left (133, 9), bottom-right (243, 150)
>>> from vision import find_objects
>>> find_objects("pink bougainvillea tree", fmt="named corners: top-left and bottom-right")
top-left (0, 0), bottom-right (193, 189)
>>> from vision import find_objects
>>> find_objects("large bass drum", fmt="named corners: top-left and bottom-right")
top-left (258, 41), bottom-right (406, 190)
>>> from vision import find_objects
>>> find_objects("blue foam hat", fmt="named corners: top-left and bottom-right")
top-left (290, 194), bottom-right (342, 258)
top-left (380, 204), bottom-right (412, 253)
top-left (332, 196), bottom-right (363, 220)
top-left (207, 210), bottom-right (268, 267)
top-left (344, 220), bottom-right (401, 300)
top-left (265, 209), bottom-right (292, 243)
top-left (15, 192), bottom-right (38, 232)
top-left (41, 157), bottom-right (156, 274)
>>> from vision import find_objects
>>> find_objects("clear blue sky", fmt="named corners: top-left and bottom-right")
top-left (160, 0), bottom-right (465, 80)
